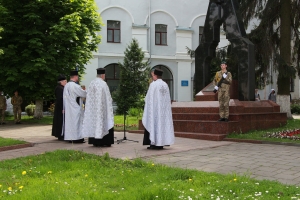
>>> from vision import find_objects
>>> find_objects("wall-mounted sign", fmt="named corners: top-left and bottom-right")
top-left (181, 80), bottom-right (188, 86)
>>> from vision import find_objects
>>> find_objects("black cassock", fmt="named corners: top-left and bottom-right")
top-left (52, 84), bottom-right (64, 140)
top-left (88, 128), bottom-right (114, 147)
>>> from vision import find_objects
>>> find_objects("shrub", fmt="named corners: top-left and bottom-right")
top-left (4, 111), bottom-right (11, 117)
top-left (25, 104), bottom-right (35, 117)
top-left (128, 107), bottom-right (140, 118)
top-left (48, 103), bottom-right (55, 116)
top-left (291, 104), bottom-right (300, 114)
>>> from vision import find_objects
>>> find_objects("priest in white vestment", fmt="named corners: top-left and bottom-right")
top-left (63, 70), bottom-right (87, 143)
top-left (142, 68), bottom-right (175, 150)
top-left (81, 68), bottom-right (114, 147)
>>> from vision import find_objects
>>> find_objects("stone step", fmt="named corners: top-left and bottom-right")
top-left (128, 130), bottom-right (227, 141)
top-left (171, 100), bottom-right (280, 114)
top-left (173, 119), bottom-right (286, 134)
top-left (174, 132), bottom-right (227, 141)
top-left (172, 112), bottom-right (287, 121)
top-left (173, 120), bottom-right (239, 134)
top-left (172, 113), bottom-right (235, 121)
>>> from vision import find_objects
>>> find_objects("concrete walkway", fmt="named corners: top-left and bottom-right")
top-left (1, 123), bottom-right (300, 186)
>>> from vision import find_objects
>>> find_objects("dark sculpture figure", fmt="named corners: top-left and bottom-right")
top-left (195, 0), bottom-right (255, 101)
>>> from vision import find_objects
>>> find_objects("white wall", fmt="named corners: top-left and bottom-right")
top-left (83, 0), bottom-right (234, 101)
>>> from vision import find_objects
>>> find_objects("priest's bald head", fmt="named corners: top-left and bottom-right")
top-left (96, 68), bottom-right (106, 80)
top-left (151, 68), bottom-right (163, 81)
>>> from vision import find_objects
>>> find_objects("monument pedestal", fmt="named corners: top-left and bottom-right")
top-left (130, 100), bottom-right (287, 141)
top-left (195, 80), bottom-right (238, 101)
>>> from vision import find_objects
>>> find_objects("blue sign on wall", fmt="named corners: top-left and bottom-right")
top-left (181, 80), bottom-right (188, 86)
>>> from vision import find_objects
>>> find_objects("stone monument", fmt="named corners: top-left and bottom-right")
top-left (195, 0), bottom-right (255, 101)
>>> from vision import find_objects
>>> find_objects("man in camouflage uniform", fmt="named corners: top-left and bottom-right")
top-left (0, 90), bottom-right (7, 125)
top-left (213, 61), bottom-right (232, 122)
top-left (11, 90), bottom-right (23, 124)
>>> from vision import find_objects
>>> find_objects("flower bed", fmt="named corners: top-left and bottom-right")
top-left (114, 124), bottom-right (137, 128)
top-left (263, 129), bottom-right (300, 140)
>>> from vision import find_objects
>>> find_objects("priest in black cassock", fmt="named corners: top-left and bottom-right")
top-left (142, 68), bottom-right (175, 149)
top-left (81, 68), bottom-right (114, 147)
top-left (52, 74), bottom-right (67, 140)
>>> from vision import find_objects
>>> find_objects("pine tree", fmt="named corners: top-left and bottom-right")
top-left (239, 0), bottom-right (300, 118)
top-left (114, 38), bottom-right (150, 115)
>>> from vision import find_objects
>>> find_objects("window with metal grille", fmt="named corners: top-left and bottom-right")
top-left (107, 20), bottom-right (120, 43)
top-left (155, 24), bottom-right (167, 45)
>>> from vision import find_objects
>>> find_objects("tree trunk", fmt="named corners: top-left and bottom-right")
top-left (277, 95), bottom-right (292, 118)
top-left (34, 99), bottom-right (43, 119)
top-left (278, 0), bottom-right (292, 118)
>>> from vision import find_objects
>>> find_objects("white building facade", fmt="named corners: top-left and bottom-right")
top-left (81, 0), bottom-right (230, 101)
top-left (81, 0), bottom-right (299, 102)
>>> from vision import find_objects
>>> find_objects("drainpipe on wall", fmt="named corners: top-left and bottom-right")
top-left (191, 62), bottom-right (193, 101)
top-left (148, 0), bottom-right (151, 63)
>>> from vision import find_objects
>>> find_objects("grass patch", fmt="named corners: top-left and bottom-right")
top-left (5, 116), bottom-right (53, 125)
top-left (5, 115), bottom-right (140, 130)
top-left (114, 115), bottom-right (140, 131)
top-left (0, 137), bottom-right (27, 148)
top-left (227, 119), bottom-right (300, 143)
top-left (0, 150), bottom-right (299, 199)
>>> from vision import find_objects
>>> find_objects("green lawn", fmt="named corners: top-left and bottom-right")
top-left (114, 115), bottom-right (140, 131)
top-left (0, 150), bottom-right (299, 199)
top-left (5, 115), bottom-right (140, 130)
top-left (227, 119), bottom-right (300, 143)
top-left (0, 137), bottom-right (27, 147)
top-left (5, 115), bottom-right (53, 125)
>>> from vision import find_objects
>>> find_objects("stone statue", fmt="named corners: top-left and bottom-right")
top-left (195, 0), bottom-right (255, 101)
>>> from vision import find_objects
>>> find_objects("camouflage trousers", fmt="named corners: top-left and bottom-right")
top-left (0, 109), bottom-right (5, 123)
top-left (218, 88), bottom-right (230, 119)
top-left (13, 106), bottom-right (21, 122)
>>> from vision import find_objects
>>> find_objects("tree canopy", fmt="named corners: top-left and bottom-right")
top-left (0, 0), bottom-right (102, 100)
top-left (237, 0), bottom-right (299, 117)
top-left (238, 0), bottom-right (300, 94)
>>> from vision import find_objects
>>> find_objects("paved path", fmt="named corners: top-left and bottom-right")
top-left (1, 124), bottom-right (300, 186)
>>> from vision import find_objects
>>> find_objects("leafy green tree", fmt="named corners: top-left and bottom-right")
top-left (0, 5), bottom-right (4, 56)
top-left (114, 38), bottom-right (150, 115)
top-left (239, 0), bottom-right (300, 118)
top-left (0, 27), bottom-right (3, 56)
top-left (0, 0), bottom-right (102, 119)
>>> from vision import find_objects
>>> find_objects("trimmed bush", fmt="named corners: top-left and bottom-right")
top-left (48, 103), bottom-right (55, 116)
top-left (25, 104), bottom-right (35, 117)
top-left (291, 104), bottom-right (300, 114)
top-left (128, 107), bottom-right (140, 118)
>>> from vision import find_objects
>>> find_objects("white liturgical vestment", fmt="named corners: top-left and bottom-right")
top-left (142, 79), bottom-right (175, 146)
top-left (63, 81), bottom-right (86, 140)
top-left (81, 77), bottom-right (114, 139)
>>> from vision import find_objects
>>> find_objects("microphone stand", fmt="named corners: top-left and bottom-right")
top-left (117, 111), bottom-right (139, 144)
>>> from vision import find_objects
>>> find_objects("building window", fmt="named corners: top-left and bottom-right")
top-left (105, 63), bottom-right (120, 93)
top-left (199, 26), bottom-right (204, 44)
top-left (155, 24), bottom-right (167, 45)
top-left (107, 20), bottom-right (120, 43)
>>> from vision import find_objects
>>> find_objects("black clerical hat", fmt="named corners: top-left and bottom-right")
top-left (57, 74), bottom-right (66, 81)
top-left (154, 68), bottom-right (163, 76)
top-left (70, 70), bottom-right (78, 76)
top-left (97, 68), bottom-right (105, 74)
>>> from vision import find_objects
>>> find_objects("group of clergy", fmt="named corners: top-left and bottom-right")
top-left (51, 68), bottom-right (174, 150)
